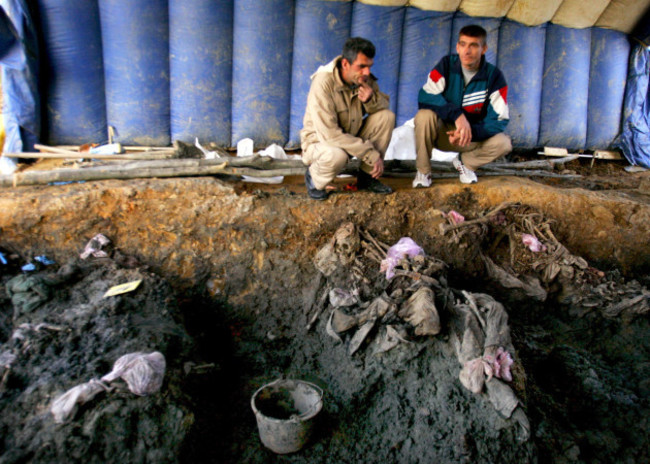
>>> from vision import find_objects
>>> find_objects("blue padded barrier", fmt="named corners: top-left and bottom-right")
top-left (36, 0), bottom-right (106, 144)
top-left (169, 0), bottom-right (233, 146)
top-left (12, 2), bottom-right (636, 152)
top-left (451, 13), bottom-right (502, 67)
top-left (397, 9), bottom-right (453, 125)
top-left (287, 0), bottom-right (352, 149)
top-left (0, 0), bottom-right (40, 154)
top-left (351, 2), bottom-right (405, 116)
top-left (539, 24), bottom-right (591, 149)
top-left (98, 0), bottom-right (170, 146)
top-left (497, 20), bottom-right (546, 148)
top-left (587, 28), bottom-right (630, 149)
top-left (231, 0), bottom-right (294, 147)
top-left (617, 44), bottom-right (650, 167)
top-left (0, 6), bottom-right (19, 63)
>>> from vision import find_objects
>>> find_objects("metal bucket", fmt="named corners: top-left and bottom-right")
top-left (251, 378), bottom-right (323, 454)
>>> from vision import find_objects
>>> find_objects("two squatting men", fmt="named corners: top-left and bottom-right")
top-left (301, 25), bottom-right (511, 200)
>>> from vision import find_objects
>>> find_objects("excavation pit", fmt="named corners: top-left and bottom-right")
top-left (0, 165), bottom-right (649, 463)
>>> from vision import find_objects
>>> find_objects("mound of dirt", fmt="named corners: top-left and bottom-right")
top-left (0, 257), bottom-right (195, 463)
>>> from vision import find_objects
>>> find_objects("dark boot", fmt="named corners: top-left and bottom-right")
top-left (357, 170), bottom-right (392, 194)
top-left (305, 168), bottom-right (329, 200)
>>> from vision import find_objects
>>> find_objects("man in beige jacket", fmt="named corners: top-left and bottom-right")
top-left (300, 37), bottom-right (395, 200)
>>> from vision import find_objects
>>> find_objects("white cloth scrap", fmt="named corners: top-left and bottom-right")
top-left (80, 233), bottom-right (111, 259)
top-left (50, 351), bottom-right (166, 423)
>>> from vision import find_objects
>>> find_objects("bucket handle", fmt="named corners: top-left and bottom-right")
top-left (264, 378), bottom-right (324, 399)
top-left (293, 380), bottom-right (323, 421)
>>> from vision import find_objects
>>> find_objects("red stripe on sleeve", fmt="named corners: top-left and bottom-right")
top-left (430, 69), bottom-right (443, 83)
top-left (499, 86), bottom-right (508, 104)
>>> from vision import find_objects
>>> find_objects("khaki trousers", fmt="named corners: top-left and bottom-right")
top-left (304, 109), bottom-right (395, 190)
top-left (414, 108), bottom-right (512, 173)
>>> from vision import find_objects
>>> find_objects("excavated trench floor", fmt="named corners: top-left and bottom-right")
top-left (0, 157), bottom-right (649, 463)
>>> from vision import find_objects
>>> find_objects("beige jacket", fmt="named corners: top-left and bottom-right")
top-left (300, 56), bottom-right (390, 166)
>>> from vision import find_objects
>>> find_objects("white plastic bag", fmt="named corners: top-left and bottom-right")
top-left (384, 118), bottom-right (458, 162)
top-left (236, 137), bottom-right (254, 157)
top-left (385, 119), bottom-right (416, 161)
top-left (195, 138), bottom-right (221, 159)
top-left (101, 351), bottom-right (166, 396)
top-left (242, 143), bottom-right (300, 184)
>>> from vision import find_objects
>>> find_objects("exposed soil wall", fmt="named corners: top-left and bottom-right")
top-left (0, 176), bottom-right (648, 292)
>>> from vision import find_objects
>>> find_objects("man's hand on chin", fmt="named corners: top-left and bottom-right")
top-left (358, 81), bottom-right (373, 103)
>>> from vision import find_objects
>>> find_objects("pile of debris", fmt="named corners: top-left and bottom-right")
top-left (298, 205), bottom-right (649, 458)
top-left (434, 201), bottom-right (598, 304)
top-left (309, 221), bottom-right (530, 441)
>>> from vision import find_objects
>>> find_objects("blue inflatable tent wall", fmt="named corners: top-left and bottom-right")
top-left (1, 0), bottom-right (639, 157)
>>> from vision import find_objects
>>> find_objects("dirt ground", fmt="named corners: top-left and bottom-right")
top-left (0, 155), bottom-right (649, 463)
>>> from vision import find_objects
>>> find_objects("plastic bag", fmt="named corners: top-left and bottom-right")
top-left (50, 351), bottom-right (166, 423)
top-left (445, 210), bottom-right (465, 225)
top-left (80, 233), bottom-right (112, 259)
top-left (521, 233), bottom-right (546, 252)
top-left (236, 137), bottom-right (254, 157)
top-left (242, 142), bottom-right (300, 184)
top-left (380, 237), bottom-right (425, 279)
top-left (101, 351), bottom-right (166, 396)
top-left (384, 119), bottom-right (416, 161)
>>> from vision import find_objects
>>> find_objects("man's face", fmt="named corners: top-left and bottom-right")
top-left (341, 52), bottom-right (373, 86)
top-left (456, 34), bottom-right (487, 71)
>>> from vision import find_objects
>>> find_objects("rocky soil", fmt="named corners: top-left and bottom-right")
top-left (0, 156), bottom-right (648, 463)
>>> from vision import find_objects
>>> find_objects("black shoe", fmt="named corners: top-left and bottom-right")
top-left (305, 168), bottom-right (329, 200)
top-left (357, 171), bottom-right (393, 194)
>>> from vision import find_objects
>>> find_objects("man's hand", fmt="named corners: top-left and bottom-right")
top-left (447, 113), bottom-right (472, 147)
top-left (370, 157), bottom-right (384, 179)
top-left (358, 82), bottom-right (374, 103)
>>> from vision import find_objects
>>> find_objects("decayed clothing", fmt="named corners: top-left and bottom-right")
top-left (300, 56), bottom-right (394, 189)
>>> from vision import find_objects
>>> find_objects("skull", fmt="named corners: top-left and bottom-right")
top-left (334, 222), bottom-right (360, 265)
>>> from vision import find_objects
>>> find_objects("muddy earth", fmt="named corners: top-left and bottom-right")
top-left (0, 156), bottom-right (648, 463)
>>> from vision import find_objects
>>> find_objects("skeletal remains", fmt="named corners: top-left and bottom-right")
top-left (313, 222), bottom-right (446, 353)
top-left (310, 221), bottom-right (531, 440)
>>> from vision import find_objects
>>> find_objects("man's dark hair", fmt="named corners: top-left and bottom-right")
top-left (459, 24), bottom-right (487, 44)
top-left (342, 37), bottom-right (375, 64)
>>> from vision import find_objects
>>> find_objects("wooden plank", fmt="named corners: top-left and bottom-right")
top-left (593, 150), bottom-right (622, 160)
top-left (3, 151), bottom-right (174, 160)
top-left (34, 144), bottom-right (80, 156)
top-left (543, 146), bottom-right (569, 157)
